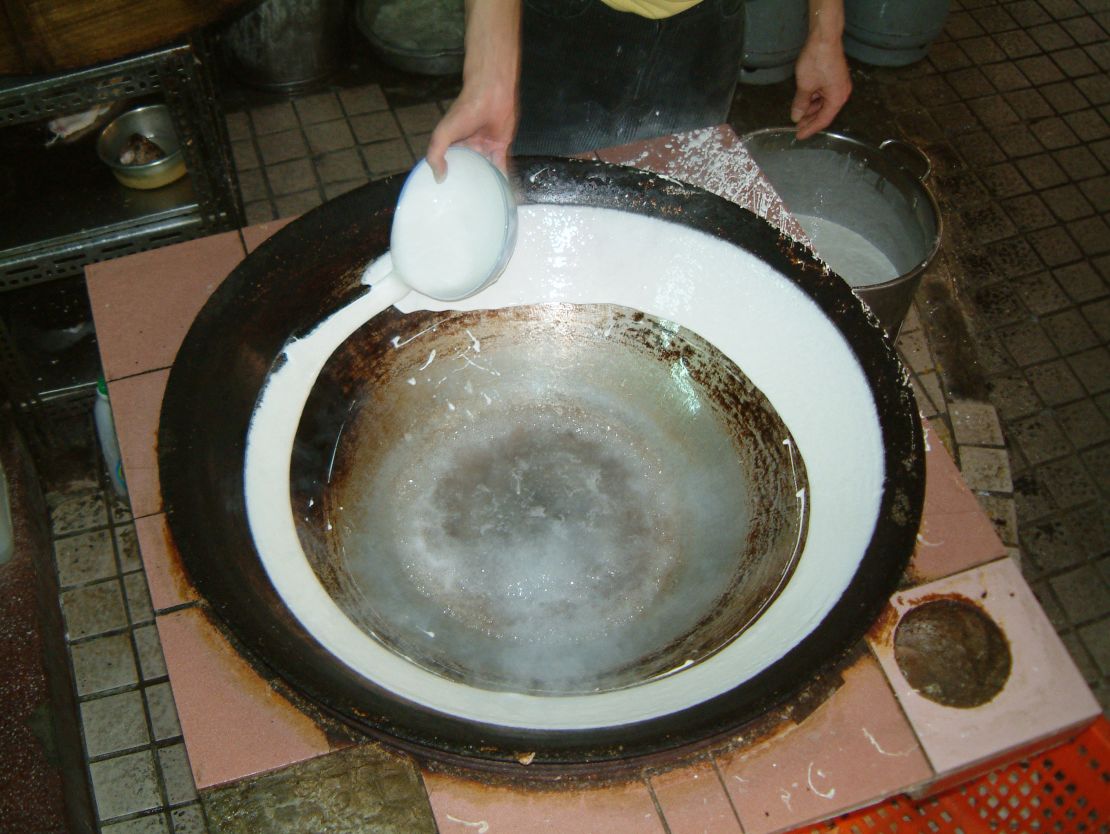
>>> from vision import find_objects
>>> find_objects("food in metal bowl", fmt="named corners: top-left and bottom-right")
top-left (118, 132), bottom-right (166, 166)
top-left (97, 104), bottom-right (185, 190)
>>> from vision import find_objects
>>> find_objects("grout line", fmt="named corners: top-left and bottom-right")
top-left (710, 754), bottom-right (748, 832)
top-left (643, 773), bottom-right (674, 834)
top-left (244, 110), bottom-right (279, 221)
top-left (290, 91), bottom-right (330, 207)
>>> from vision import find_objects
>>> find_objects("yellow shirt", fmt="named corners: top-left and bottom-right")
top-left (599, 0), bottom-right (704, 19)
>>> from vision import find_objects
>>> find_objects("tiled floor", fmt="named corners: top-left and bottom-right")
top-left (224, 82), bottom-right (452, 226)
top-left (888, 0), bottom-right (1110, 712)
top-left (31, 1), bottom-right (1110, 831)
top-left (47, 468), bottom-right (205, 832)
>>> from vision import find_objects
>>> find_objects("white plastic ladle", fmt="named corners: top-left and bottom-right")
top-left (366, 146), bottom-right (518, 313)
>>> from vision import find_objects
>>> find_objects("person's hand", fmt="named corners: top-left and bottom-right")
top-left (426, 0), bottom-right (521, 180)
top-left (427, 85), bottom-right (517, 180)
top-left (791, 1), bottom-right (852, 140)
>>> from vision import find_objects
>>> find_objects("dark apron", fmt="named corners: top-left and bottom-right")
top-left (515, 0), bottom-right (746, 156)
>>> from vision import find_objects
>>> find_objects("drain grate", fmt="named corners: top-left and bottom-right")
top-left (787, 717), bottom-right (1109, 833)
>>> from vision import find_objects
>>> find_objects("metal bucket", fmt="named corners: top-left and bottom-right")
top-left (222, 0), bottom-right (349, 92)
top-left (742, 129), bottom-right (942, 340)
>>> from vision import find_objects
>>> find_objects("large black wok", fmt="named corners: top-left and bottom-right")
top-left (159, 157), bottom-right (923, 767)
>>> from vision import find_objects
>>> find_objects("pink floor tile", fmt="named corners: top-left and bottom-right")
top-left (907, 422), bottom-right (1008, 583)
top-left (716, 655), bottom-right (932, 834)
top-left (86, 231), bottom-right (246, 380)
top-left (597, 125), bottom-right (808, 240)
top-left (423, 769), bottom-right (666, 834)
top-left (157, 607), bottom-right (337, 789)
top-left (867, 558), bottom-right (1100, 788)
top-left (133, 513), bottom-right (198, 611)
top-left (108, 370), bottom-right (168, 519)
top-left (649, 757), bottom-right (743, 834)
top-left (242, 217), bottom-right (297, 252)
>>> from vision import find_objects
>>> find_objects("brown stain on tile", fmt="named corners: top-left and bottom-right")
top-left (134, 514), bottom-right (200, 612)
top-left (868, 601), bottom-right (903, 647)
top-left (157, 522), bottom-right (197, 605)
top-left (891, 595), bottom-right (1012, 709)
top-left (870, 589), bottom-right (999, 647)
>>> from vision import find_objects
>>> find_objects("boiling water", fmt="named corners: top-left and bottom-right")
top-left (328, 326), bottom-right (757, 694)
top-left (794, 214), bottom-right (902, 288)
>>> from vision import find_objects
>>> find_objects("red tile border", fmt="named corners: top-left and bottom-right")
top-left (241, 217), bottom-right (297, 252)
top-left (109, 370), bottom-right (169, 520)
top-left (650, 757), bottom-right (743, 834)
top-left (716, 655), bottom-right (932, 834)
top-left (133, 513), bottom-right (198, 611)
top-left (86, 232), bottom-right (246, 380)
top-left (157, 607), bottom-right (337, 790)
top-left (907, 420), bottom-right (1008, 583)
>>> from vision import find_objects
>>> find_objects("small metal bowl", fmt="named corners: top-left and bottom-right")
top-left (97, 104), bottom-right (186, 190)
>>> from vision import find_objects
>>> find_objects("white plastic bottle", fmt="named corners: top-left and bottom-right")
top-left (94, 378), bottom-right (127, 498)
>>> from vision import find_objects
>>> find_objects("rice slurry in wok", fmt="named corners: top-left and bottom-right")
top-left (160, 159), bottom-right (923, 765)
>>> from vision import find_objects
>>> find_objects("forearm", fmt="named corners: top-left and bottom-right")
top-left (462, 0), bottom-right (522, 101)
top-left (806, 0), bottom-right (845, 45)
top-left (793, 0), bottom-right (850, 138)
top-left (427, 0), bottom-right (521, 175)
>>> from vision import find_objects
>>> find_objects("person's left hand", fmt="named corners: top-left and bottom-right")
top-left (791, 36), bottom-right (852, 140)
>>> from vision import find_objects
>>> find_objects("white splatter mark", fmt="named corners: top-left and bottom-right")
top-left (454, 352), bottom-right (493, 374)
top-left (445, 815), bottom-right (490, 833)
top-left (418, 350), bottom-right (436, 370)
top-left (406, 377), bottom-right (416, 386)
top-left (466, 329), bottom-right (481, 353)
top-left (863, 727), bottom-right (914, 757)
top-left (779, 788), bottom-right (793, 812)
top-left (390, 319), bottom-right (446, 348)
top-left (807, 762), bottom-right (836, 800)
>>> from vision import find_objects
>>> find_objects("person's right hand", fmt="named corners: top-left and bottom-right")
top-left (426, 0), bottom-right (521, 181)
top-left (427, 85), bottom-right (517, 180)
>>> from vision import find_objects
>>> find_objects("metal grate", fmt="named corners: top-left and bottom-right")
top-left (0, 33), bottom-right (243, 294)
top-left (0, 210), bottom-right (204, 290)
top-left (0, 48), bottom-right (173, 125)
top-left (786, 717), bottom-right (1110, 834)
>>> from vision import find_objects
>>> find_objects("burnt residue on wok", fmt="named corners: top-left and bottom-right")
top-left (159, 157), bottom-right (923, 768)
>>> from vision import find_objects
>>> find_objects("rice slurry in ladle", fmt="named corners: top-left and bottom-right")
top-left (380, 145), bottom-right (517, 307)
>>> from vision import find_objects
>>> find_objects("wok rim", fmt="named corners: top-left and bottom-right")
top-left (158, 156), bottom-right (924, 766)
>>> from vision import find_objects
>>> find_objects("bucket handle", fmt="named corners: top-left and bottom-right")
top-left (879, 139), bottom-right (932, 182)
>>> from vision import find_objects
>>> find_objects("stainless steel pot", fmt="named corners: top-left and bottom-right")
top-left (742, 128), bottom-right (943, 340)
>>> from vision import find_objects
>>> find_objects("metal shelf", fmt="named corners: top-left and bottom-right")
top-left (0, 35), bottom-right (244, 289)
top-left (0, 34), bottom-right (244, 414)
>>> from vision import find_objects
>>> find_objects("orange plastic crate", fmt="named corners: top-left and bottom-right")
top-left (787, 717), bottom-right (1109, 833)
